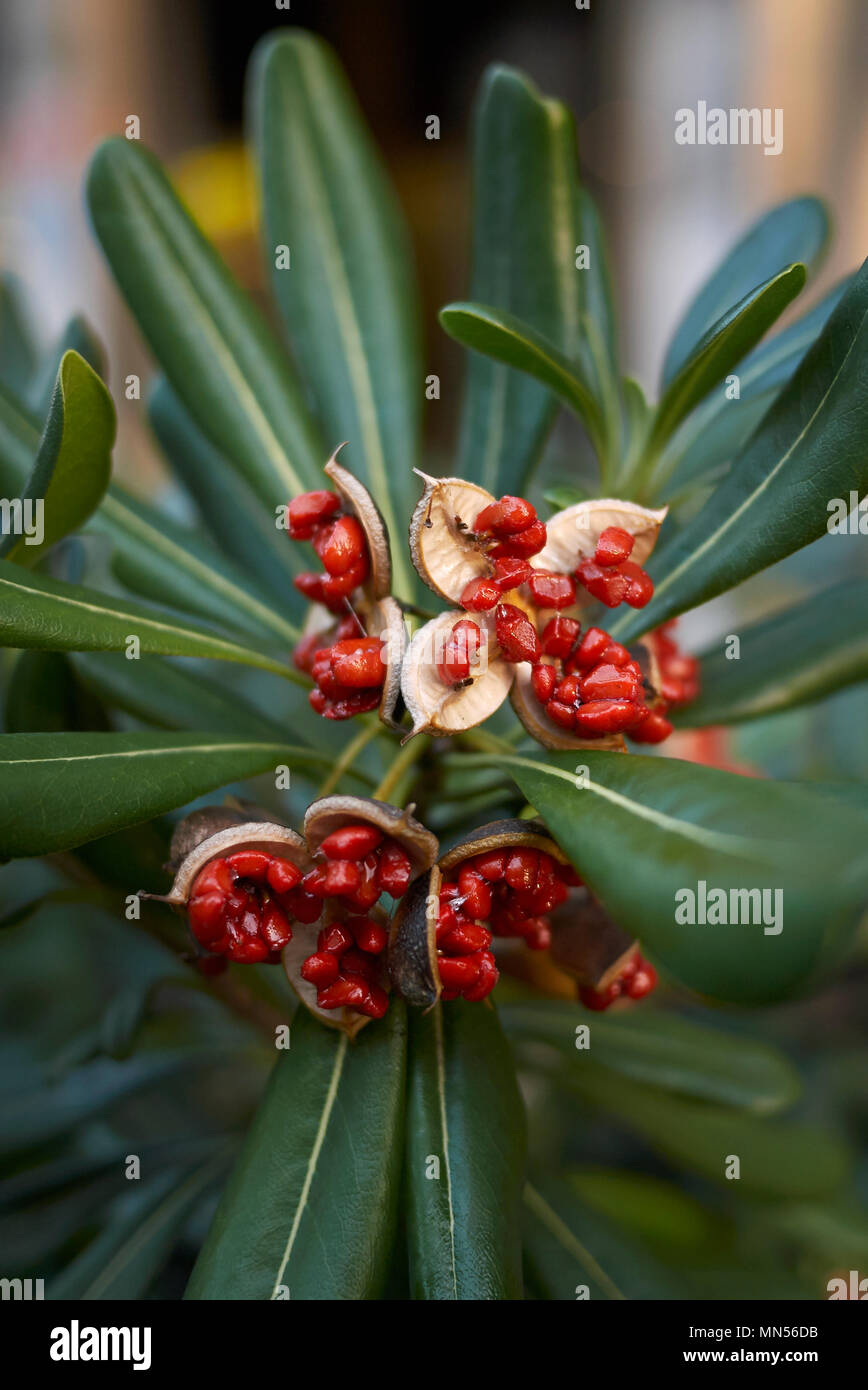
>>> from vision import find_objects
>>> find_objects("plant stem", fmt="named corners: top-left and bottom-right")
top-left (372, 734), bottom-right (430, 805)
top-left (315, 717), bottom-right (386, 797)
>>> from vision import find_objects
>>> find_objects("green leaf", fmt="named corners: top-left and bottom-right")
top-left (187, 1003), bottom-right (407, 1300)
top-left (6, 650), bottom-right (109, 733)
top-left (465, 748), bottom-right (868, 1003)
top-left (502, 1002), bottom-right (799, 1111)
top-left (679, 580), bottom-right (868, 727)
top-left (544, 483), bottom-right (592, 511)
top-left (559, 1068), bottom-right (850, 1197)
top-left (441, 302), bottom-right (606, 460)
top-left (405, 1000), bottom-right (526, 1299)
top-left (567, 1167), bottom-right (727, 1259)
top-left (613, 256), bottom-right (868, 642)
top-left (50, 1156), bottom-right (227, 1300)
top-left (658, 278), bottom-right (850, 497)
top-left (456, 67), bottom-right (602, 495)
top-left (148, 377), bottom-right (302, 612)
top-left (250, 30), bottom-right (420, 598)
top-left (0, 559), bottom-right (298, 680)
top-left (523, 1178), bottom-right (672, 1299)
top-left (0, 351), bottom-right (115, 565)
top-left (28, 315), bottom-right (107, 418)
top-left (662, 196), bottom-right (829, 384)
top-left (86, 137), bottom-right (324, 510)
top-left (0, 274), bottom-right (39, 395)
top-left (644, 263), bottom-right (806, 459)
top-left (0, 731), bottom-right (325, 858)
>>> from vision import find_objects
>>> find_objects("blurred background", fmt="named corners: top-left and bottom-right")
top-left (1, 0), bottom-right (867, 1301)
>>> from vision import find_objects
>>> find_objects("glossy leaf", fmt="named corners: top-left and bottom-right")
top-left (28, 315), bottom-right (107, 418)
top-left (662, 196), bottom-right (829, 384)
top-left (559, 1067), bottom-right (850, 1197)
top-left (567, 1168), bottom-right (727, 1259)
top-left (251, 30), bottom-right (420, 597)
top-left (0, 559), bottom-right (297, 680)
top-left (441, 302), bottom-right (606, 459)
top-left (502, 1002), bottom-right (799, 1111)
top-left (645, 263), bottom-right (806, 458)
top-left (0, 731), bottom-right (325, 858)
top-left (456, 67), bottom-right (596, 495)
top-left (187, 1003), bottom-right (407, 1300)
top-left (6, 650), bottom-right (109, 734)
top-left (679, 580), bottom-right (868, 726)
top-left (405, 1000), bottom-right (525, 1299)
top-left (522, 1178), bottom-right (672, 1299)
top-left (614, 256), bottom-right (868, 642)
top-left (148, 377), bottom-right (303, 612)
top-left (0, 351), bottom-right (115, 566)
top-left (466, 748), bottom-right (868, 1003)
top-left (658, 278), bottom-right (850, 497)
top-left (0, 274), bottom-right (38, 395)
top-left (86, 137), bottom-right (324, 510)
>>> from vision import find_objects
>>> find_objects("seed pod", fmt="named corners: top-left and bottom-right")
top-left (324, 446), bottom-right (391, 600)
top-left (533, 498), bottom-right (667, 577)
top-left (400, 610), bottom-right (512, 739)
top-left (389, 819), bottom-right (570, 1007)
top-left (369, 596), bottom-right (406, 729)
top-left (510, 664), bottom-right (627, 752)
top-left (303, 795), bottom-right (438, 879)
top-left (283, 902), bottom-right (392, 1040)
top-left (146, 814), bottom-right (312, 909)
top-left (548, 889), bottom-right (639, 991)
top-left (409, 471), bottom-right (497, 602)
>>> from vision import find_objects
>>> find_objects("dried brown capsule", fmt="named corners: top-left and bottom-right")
top-left (324, 446), bottom-right (392, 601)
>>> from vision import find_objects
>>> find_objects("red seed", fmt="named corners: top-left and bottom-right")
top-left (575, 560), bottom-right (630, 607)
top-left (376, 839), bottom-right (412, 897)
top-left (554, 673), bottom-right (582, 705)
top-left (546, 699), bottom-right (577, 731)
top-left (462, 951), bottom-right (499, 1001)
top-left (323, 860), bottom-right (362, 896)
top-left (491, 519), bottom-right (547, 558)
top-left (437, 954), bottom-right (482, 990)
top-left (457, 865), bottom-right (492, 920)
top-left (491, 496), bottom-right (537, 535)
top-left (316, 515), bottom-right (367, 576)
top-left (438, 921), bottom-right (493, 955)
top-left (266, 858), bottom-right (303, 894)
top-left (318, 923), bottom-right (354, 956)
top-left (628, 708), bottom-right (673, 744)
top-left (579, 980), bottom-right (622, 1011)
top-left (317, 977), bottom-right (369, 1010)
top-left (495, 603), bottom-right (541, 663)
top-left (301, 951), bottom-right (340, 987)
top-left (340, 947), bottom-right (378, 982)
top-left (294, 571), bottom-right (326, 604)
top-left (570, 626), bottom-right (611, 668)
top-left (260, 901), bottom-right (293, 949)
top-left (527, 571), bottom-right (577, 609)
top-left (594, 526), bottom-right (634, 567)
top-left (437, 618), bottom-right (483, 684)
top-left (320, 556), bottom-right (370, 604)
top-left (624, 959), bottom-right (658, 999)
top-left (188, 893), bottom-right (228, 945)
top-left (492, 556), bottom-right (533, 590)
top-left (284, 888), bottom-right (324, 924)
top-left (531, 662), bottom-right (557, 703)
top-left (225, 850), bottom-right (271, 882)
top-left (522, 918), bottom-right (552, 951)
top-left (287, 490), bottom-right (341, 539)
top-left (358, 984), bottom-right (389, 1018)
top-left (619, 559), bottom-right (654, 608)
top-left (230, 937), bottom-right (270, 964)
top-left (351, 917), bottom-right (388, 954)
top-left (540, 615), bottom-right (581, 658)
top-left (321, 824), bottom-right (384, 859)
top-left (579, 663), bottom-right (641, 702)
top-left (330, 638), bottom-right (387, 689)
top-left (599, 642), bottom-right (631, 668)
top-left (471, 850), bottom-right (507, 882)
top-left (505, 849), bottom-right (539, 892)
top-left (459, 576), bottom-right (501, 612)
top-left (573, 698), bottom-right (640, 736)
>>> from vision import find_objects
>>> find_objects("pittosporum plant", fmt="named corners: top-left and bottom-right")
top-left (1, 29), bottom-right (867, 1301)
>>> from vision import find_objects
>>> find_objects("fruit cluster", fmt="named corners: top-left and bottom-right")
top-left (435, 847), bottom-right (580, 1001)
top-left (294, 614), bottom-right (388, 721)
top-left (648, 619), bottom-right (701, 707)
top-left (187, 850), bottom-right (307, 964)
top-left (578, 948), bottom-right (658, 1011)
top-left (574, 525), bottom-right (654, 608)
top-left (531, 621), bottom-right (673, 742)
top-left (288, 489), bottom-right (370, 612)
top-left (300, 918), bottom-right (389, 1019)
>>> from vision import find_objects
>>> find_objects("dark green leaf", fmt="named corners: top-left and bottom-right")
top-left (0, 559), bottom-right (297, 679)
top-left (250, 30), bottom-right (420, 598)
top-left (0, 730), bottom-right (325, 857)
top-left (614, 256), bottom-right (868, 642)
top-left (441, 302), bottom-right (606, 459)
top-left (662, 196), bottom-right (829, 384)
top-left (645, 263), bottom-right (806, 458)
top-left (86, 138), bottom-right (324, 510)
top-left (567, 1168), bottom-right (727, 1258)
top-left (679, 580), bottom-right (868, 726)
top-left (0, 351), bottom-right (115, 565)
top-left (6, 650), bottom-right (109, 733)
top-left (405, 1000), bottom-right (526, 1299)
top-left (28, 315), bottom-right (107, 418)
top-left (187, 1003), bottom-right (407, 1300)
top-left (466, 748), bottom-right (868, 1003)
top-left (502, 1002), bottom-right (799, 1111)
top-left (0, 274), bottom-right (39, 395)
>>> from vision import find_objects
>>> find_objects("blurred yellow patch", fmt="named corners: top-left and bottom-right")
top-left (171, 142), bottom-right (258, 242)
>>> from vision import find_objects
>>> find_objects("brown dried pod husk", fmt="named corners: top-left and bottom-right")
top-left (303, 794), bottom-right (438, 879)
top-left (144, 816), bottom-right (312, 909)
top-left (548, 888), bottom-right (638, 990)
top-left (324, 445), bottom-right (392, 600)
top-left (533, 498), bottom-right (668, 575)
top-left (388, 818), bottom-right (569, 1008)
top-left (509, 663), bottom-right (627, 753)
top-left (399, 611), bottom-right (512, 740)
top-left (409, 471), bottom-right (496, 602)
top-left (282, 902), bottom-right (391, 1040)
top-left (369, 595), bottom-right (407, 729)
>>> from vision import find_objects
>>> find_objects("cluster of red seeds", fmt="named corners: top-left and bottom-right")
top-left (457, 495), bottom-right (547, 613)
top-left (187, 850), bottom-right (309, 964)
top-left (578, 948), bottom-right (658, 1011)
top-left (436, 847), bottom-right (580, 1001)
top-left (648, 620), bottom-right (701, 707)
top-left (531, 621), bottom-right (673, 742)
top-left (288, 491), bottom-right (387, 720)
top-left (574, 525), bottom-right (654, 609)
top-left (288, 490), bottom-right (370, 612)
top-left (298, 823), bottom-right (413, 1016)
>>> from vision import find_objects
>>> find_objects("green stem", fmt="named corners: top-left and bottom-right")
top-left (372, 734), bottom-right (430, 805)
top-left (315, 717), bottom-right (386, 798)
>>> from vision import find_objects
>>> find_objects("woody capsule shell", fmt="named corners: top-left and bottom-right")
top-left (400, 609), bottom-right (512, 739)
top-left (408, 472), bottom-right (500, 602)
top-left (532, 498), bottom-right (668, 580)
top-left (148, 807), bottom-right (311, 910)
top-left (324, 448), bottom-right (392, 601)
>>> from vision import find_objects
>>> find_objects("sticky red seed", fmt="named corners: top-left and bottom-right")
top-left (531, 662), bottom-right (557, 703)
top-left (540, 615), bottom-right (581, 658)
top-left (287, 491), bottom-right (341, 539)
top-left (527, 571), bottom-right (577, 609)
top-left (316, 515), bottom-right (367, 576)
top-left (491, 519), bottom-right (547, 558)
top-left (329, 638), bottom-right (387, 689)
top-left (457, 865), bottom-right (492, 920)
top-left (495, 603), bottom-right (541, 663)
top-left (437, 955), bottom-right (481, 990)
top-left (492, 555), bottom-right (534, 590)
top-left (594, 526), bottom-right (635, 567)
top-left (266, 859), bottom-right (303, 894)
top-left (578, 663), bottom-right (641, 702)
top-left (320, 824), bottom-right (384, 859)
top-left (301, 951), bottom-right (340, 987)
top-left (571, 626), bottom-right (611, 668)
top-left (460, 576), bottom-right (501, 612)
top-left (351, 917), bottom-right (388, 954)
top-left (546, 699), bottom-right (577, 730)
top-left (628, 708), bottom-right (674, 744)
top-left (375, 839), bottom-right (412, 897)
top-left (573, 698), bottom-right (640, 736)
top-left (462, 951), bottom-right (499, 1001)
top-left (575, 560), bottom-right (631, 607)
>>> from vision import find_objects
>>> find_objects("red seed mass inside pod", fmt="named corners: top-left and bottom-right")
top-left (187, 851), bottom-right (306, 965)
